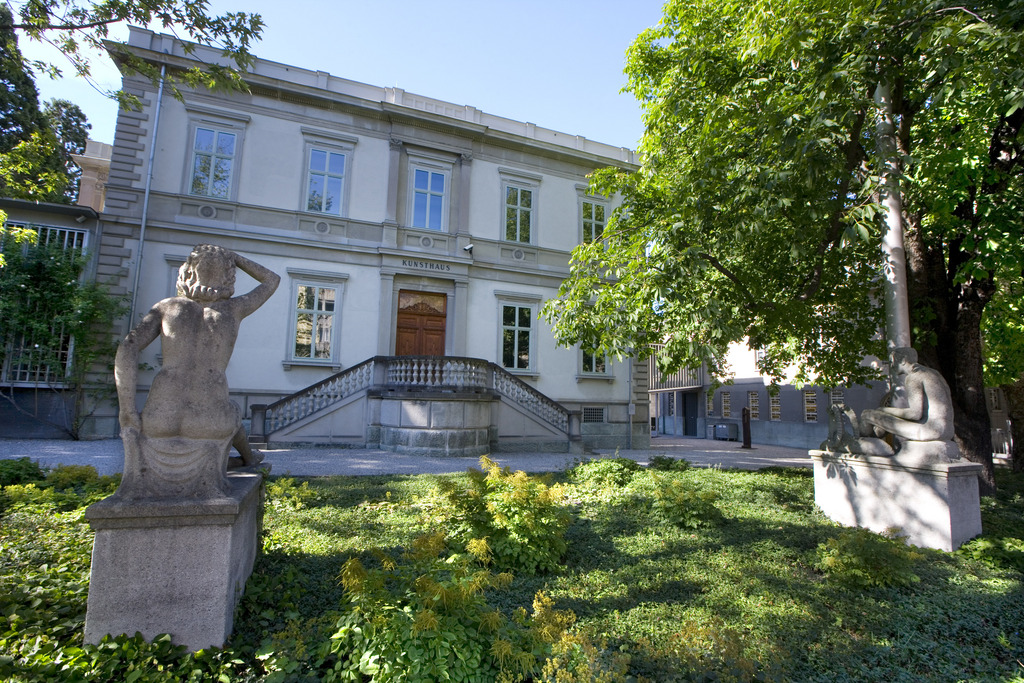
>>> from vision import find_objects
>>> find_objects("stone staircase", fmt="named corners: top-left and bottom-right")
top-left (249, 356), bottom-right (581, 455)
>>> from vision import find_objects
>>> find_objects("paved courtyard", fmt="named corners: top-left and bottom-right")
top-left (0, 435), bottom-right (811, 477)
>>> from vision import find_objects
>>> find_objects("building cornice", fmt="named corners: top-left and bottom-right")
top-left (105, 29), bottom-right (639, 172)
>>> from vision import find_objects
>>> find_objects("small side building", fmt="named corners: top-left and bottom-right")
top-left (650, 342), bottom-right (890, 450)
top-left (0, 198), bottom-right (105, 438)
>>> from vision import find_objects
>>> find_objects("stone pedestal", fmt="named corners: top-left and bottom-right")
top-left (83, 472), bottom-right (263, 651)
top-left (811, 450), bottom-right (982, 551)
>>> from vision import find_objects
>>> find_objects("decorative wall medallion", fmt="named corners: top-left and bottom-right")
top-left (513, 248), bottom-right (525, 261)
top-left (198, 205), bottom-right (216, 219)
top-left (420, 236), bottom-right (434, 248)
top-left (315, 221), bottom-right (331, 234)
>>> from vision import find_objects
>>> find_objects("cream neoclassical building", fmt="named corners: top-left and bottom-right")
top-left (85, 27), bottom-right (649, 453)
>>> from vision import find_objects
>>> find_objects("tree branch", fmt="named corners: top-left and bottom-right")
top-left (697, 251), bottom-right (774, 310)
top-left (8, 18), bottom-right (118, 32)
top-left (934, 7), bottom-right (988, 24)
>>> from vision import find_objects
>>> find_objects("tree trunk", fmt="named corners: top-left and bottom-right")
top-left (1001, 378), bottom-right (1024, 472)
top-left (904, 218), bottom-right (997, 494)
top-left (951, 295), bottom-right (997, 494)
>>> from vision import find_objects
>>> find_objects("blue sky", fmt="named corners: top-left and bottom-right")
top-left (24, 0), bottom-right (666, 150)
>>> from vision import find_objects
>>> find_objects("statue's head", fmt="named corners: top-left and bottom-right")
top-left (890, 346), bottom-right (918, 374)
top-left (177, 244), bottom-right (235, 302)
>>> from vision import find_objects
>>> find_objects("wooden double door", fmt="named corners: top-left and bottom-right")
top-left (395, 290), bottom-right (447, 356)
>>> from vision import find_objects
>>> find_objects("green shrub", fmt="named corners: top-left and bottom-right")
top-left (652, 477), bottom-right (723, 528)
top-left (634, 617), bottom-right (772, 683)
top-left (0, 457), bottom-right (46, 486)
top-left (956, 536), bottom-right (1024, 574)
top-left (569, 457), bottom-right (642, 487)
top-left (815, 527), bottom-right (925, 589)
top-left (45, 464), bottom-right (99, 491)
top-left (434, 457), bottom-right (571, 575)
top-left (1, 482), bottom-right (64, 513)
top-left (647, 455), bottom-right (692, 472)
top-left (266, 476), bottom-right (320, 510)
top-left (317, 532), bottom-right (576, 682)
top-left (538, 630), bottom-right (632, 683)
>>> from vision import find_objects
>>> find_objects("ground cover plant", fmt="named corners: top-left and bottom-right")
top-left (1, 458), bottom-right (1022, 681)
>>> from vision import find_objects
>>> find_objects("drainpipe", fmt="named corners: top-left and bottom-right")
top-left (627, 353), bottom-right (634, 450)
top-left (127, 63), bottom-right (166, 324)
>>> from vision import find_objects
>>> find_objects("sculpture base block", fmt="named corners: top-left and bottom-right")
top-left (811, 450), bottom-right (982, 551)
top-left (83, 471), bottom-right (263, 651)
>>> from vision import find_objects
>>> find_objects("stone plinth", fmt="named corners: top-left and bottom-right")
top-left (811, 450), bottom-right (982, 551)
top-left (84, 472), bottom-right (263, 651)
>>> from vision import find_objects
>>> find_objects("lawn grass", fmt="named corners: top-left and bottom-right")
top-left (1, 459), bottom-right (1022, 682)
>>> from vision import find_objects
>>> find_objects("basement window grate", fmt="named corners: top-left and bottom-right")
top-left (582, 407), bottom-right (606, 423)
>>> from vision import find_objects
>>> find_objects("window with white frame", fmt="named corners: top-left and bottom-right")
top-left (770, 394), bottom-right (781, 421)
top-left (748, 391), bottom-right (760, 420)
top-left (165, 254), bottom-right (187, 297)
top-left (707, 391), bottom-right (714, 416)
top-left (830, 387), bottom-right (845, 406)
top-left (580, 348), bottom-right (608, 376)
top-left (722, 391), bottom-right (732, 418)
top-left (301, 129), bottom-right (356, 216)
top-left (804, 390), bottom-right (818, 422)
top-left (189, 126), bottom-right (237, 198)
top-left (306, 148), bottom-right (347, 214)
top-left (293, 284), bottom-right (336, 360)
top-left (581, 199), bottom-right (606, 244)
top-left (286, 270), bottom-right (347, 367)
top-left (504, 184), bottom-right (533, 243)
top-left (499, 169), bottom-right (540, 244)
top-left (410, 165), bottom-right (448, 231)
top-left (499, 300), bottom-right (536, 372)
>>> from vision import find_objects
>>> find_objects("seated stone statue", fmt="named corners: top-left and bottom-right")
top-left (114, 245), bottom-right (280, 499)
top-left (822, 347), bottom-right (960, 463)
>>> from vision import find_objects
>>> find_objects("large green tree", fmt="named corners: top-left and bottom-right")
top-left (544, 0), bottom-right (1023, 493)
top-left (0, 5), bottom-right (45, 152)
top-left (1, 8), bottom-right (89, 203)
top-left (44, 98), bottom-right (90, 200)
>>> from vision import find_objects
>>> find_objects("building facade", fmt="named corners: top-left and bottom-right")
top-left (87, 28), bottom-right (649, 451)
top-left (650, 342), bottom-right (891, 450)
